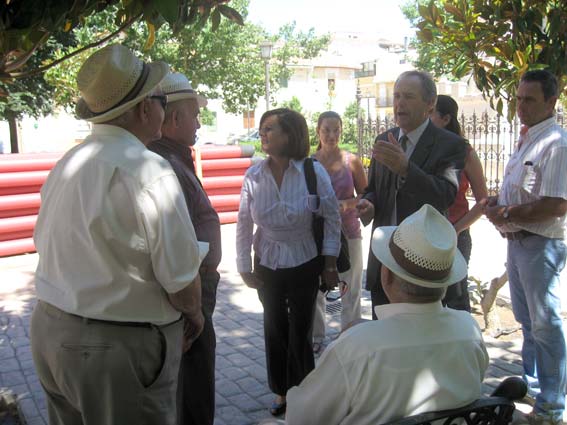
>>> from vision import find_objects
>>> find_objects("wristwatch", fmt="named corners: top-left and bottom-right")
top-left (502, 206), bottom-right (510, 221)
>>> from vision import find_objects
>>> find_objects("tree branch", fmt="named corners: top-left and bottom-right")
top-left (6, 12), bottom-right (142, 80)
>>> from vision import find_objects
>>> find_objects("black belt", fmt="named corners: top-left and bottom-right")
top-left (501, 230), bottom-right (539, 240)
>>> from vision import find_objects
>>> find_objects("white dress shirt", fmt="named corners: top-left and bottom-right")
top-left (34, 125), bottom-right (208, 325)
top-left (498, 116), bottom-right (567, 239)
top-left (236, 158), bottom-right (341, 272)
top-left (286, 302), bottom-right (489, 425)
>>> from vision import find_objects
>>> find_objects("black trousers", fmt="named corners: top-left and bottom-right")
top-left (177, 270), bottom-right (220, 425)
top-left (255, 256), bottom-right (320, 396)
top-left (442, 229), bottom-right (472, 312)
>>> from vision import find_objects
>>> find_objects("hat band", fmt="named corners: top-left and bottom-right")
top-left (388, 231), bottom-right (450, 281)
top-left (88, 62), bottom-right (150, 117)
top-left (166, 89), bottom-right (199, 96)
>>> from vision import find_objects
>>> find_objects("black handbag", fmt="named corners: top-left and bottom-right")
top-left (303, 157), bottom-right (350, 273)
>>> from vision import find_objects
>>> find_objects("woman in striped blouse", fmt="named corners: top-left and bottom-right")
top-left (236, 108), bottom-right (341, 416)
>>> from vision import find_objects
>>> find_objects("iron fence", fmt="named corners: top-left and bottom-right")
top-left (357, 108), bottom-right (566, 196)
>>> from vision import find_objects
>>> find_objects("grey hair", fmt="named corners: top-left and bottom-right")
top-left (396, 70), bottom-right (437, 103)
top-left (392, 273), bottom-right (446, 303)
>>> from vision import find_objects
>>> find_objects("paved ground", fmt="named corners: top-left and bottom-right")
top-left (0, 218), bottom-right (564, 425)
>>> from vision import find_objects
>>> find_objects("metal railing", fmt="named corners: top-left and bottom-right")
top-left (357, 109), bottom-right (566, 196)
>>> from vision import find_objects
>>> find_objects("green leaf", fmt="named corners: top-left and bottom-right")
top-left (154, 0), bottom-right (180, 25)
top-left (211, 8), bottom-right (221, 32)
top-left (217, 5), bottom-right (244, 26)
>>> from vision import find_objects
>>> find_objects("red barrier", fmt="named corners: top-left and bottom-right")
top-left (0, 146), bottom-right (257, 256)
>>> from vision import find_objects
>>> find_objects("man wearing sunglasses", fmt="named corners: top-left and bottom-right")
top-left (31, 45), bottom-right (208, 425)
top-left (282, 205), bottom-right (488, 425)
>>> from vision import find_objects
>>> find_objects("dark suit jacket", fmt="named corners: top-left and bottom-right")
top-left (363, 121), bottom-right (467, 295)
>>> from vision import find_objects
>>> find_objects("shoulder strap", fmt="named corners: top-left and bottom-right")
top-left (304, 157), bottom-right (318, 196)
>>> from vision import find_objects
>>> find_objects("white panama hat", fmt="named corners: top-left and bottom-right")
top-left (75, 44), bottom-right (169, 124)
top-left (160, 72), bottom-right (207, 107)
top-left (371, 204), bottom-right (467, 288)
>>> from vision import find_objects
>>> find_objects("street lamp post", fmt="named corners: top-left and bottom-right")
top-left (260, 41), bottom-right (273, 112)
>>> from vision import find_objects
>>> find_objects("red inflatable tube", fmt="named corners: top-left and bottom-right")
top-left (0, 170), bottom-right (50, 189)
top-left (0, 237), bottom-right (35, 257)
top-left (208, 194), bottom-right (241, 212)
top-left (198, 145), bottom-right (255, 160)
top-left (0, 230), bottom-right (34, 242)
top-left (205, 187), bottom-right (243, 197)
top-left (201, 157), bottom-right (259, 171)
top-left (218, 211), bottom-right (238, 224)
top-left (0, 193), bottom-right (41, 214)
top-left (0, 156), bottom-right (60, 173)
top-left (0, 152), bottom-right (62, 161)
top-left (0, 185), bottom-right (43, 196)
top-left (201, 175), bottom-right (244, 190)
top-left (203, 168), bottom-right (249, 178)
top-left (0, 215), bottom-right (37, 234)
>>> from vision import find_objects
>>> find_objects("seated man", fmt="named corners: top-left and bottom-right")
top-left (284, 204), bottom-right (489, 425)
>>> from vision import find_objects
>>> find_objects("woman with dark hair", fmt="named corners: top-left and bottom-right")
top-left (236, 108), bottom-right (341, 416)
top-left (311, 111), bottom-right (367, 354)
top-left (431, 95), bottom-right (488, 311)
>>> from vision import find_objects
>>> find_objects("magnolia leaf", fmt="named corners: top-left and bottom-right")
top-left (496, 98), bottom-right (503, 116)
top-left (211, 8), bottom-right (221, 32)
top-left (143, 21), bottom-right (156, 51)
top-left (444, 3), bottom-right (464, 22)
top-left (155, 0), bottom-right (180, 25)
top-left (513, 50), bottom-right (525, 68)
top-left (217, 5), bottom-right (244, 25)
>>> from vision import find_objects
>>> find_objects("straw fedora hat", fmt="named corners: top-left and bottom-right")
top-left (75, 44), bottom-right (169, 124)
top-left (371, 204), bottom-right (467, 288)
top-left (161, 72), bottom-right (207, 107)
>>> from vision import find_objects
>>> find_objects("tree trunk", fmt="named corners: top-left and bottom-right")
top-left (7, 113), bottom-right (19, 154)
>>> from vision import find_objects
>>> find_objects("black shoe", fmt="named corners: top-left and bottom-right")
top-left (270, 400), bottom-right (287, 416)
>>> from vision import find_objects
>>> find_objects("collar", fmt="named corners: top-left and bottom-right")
top-left (255, 157), bottom-right (302, 175)
top-left (152, 136), bottom-right (192, 157)
top-left (525, 116), bottom-right (556, 139)
top-left (375, 301), bottom-right (444, 320)
top-left (91, 124), bottom-right (145, 146)
top-left (400, 118), bottom-right (430, 147)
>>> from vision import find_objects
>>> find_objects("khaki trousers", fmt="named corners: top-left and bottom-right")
top-left (31, 300), bottom-right (183, 425)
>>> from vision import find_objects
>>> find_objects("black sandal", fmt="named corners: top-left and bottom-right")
top-left (269, 400), bottom-right (287, 416)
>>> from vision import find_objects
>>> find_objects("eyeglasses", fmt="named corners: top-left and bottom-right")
top-left (149, 94), bottom-right (168, 110)
top-left (320, 281), bottom-right (348, 302)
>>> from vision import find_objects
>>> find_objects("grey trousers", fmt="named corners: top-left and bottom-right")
top-left (31, 300), bottom-right (183, 425)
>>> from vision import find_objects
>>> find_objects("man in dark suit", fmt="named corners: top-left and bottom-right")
top-left (357, 70), bottom-right (467, 317)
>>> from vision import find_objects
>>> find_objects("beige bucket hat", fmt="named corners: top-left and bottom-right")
top-left (75, 44), bottom-right (169, 124)
top-left (371, 204), bottom-right (467, 288)
top-left (161, 72), bottom-right (207, 107)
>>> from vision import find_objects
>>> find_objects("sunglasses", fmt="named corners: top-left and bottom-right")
top-left (149, 94), bottom-right (168, 110)
top-left (320, 280), bottom-right (348, 302)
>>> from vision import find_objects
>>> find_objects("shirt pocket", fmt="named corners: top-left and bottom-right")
top-left (521, 163), bottom-right (538, 192)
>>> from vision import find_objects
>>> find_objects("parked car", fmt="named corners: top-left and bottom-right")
top-left (228, 129), bottom-right (260, 145)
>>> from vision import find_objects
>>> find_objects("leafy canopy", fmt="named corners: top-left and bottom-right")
top-left (404, 0), bottom-right (567, 120)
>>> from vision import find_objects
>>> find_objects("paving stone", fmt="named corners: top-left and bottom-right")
top-left (215, 392), bottom-right (229, 407)
top-left (0, 345), bottom-right (15, 360)
top-left (18, 398), bottom-right (40, 421)
top-left (226, 393), bottom-right (263, 412)
top-left (226, 353), bottom-right (255, 367)
top-left (221, 367), bottom-right (248, 381)
top-left (12, 383), bottom-right (31, 399)
top-left (241, 364), bottom-right (267, 381)
top-left (1, 371), bottom-right (26, 386)
top-left (215, 379), bottom-right (242, 397)
top-left (216, 344), bottom-right (237, 356)
top-left (236, 377), bottom-right (267, 398)
top-left (0, 358), bottom-right (20, 373)
top-left (11, 336), bottom-right (30, 348)
top-left (216, 357), bottom-right (231, 370)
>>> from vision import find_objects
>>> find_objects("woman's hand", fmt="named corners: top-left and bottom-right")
top-left (240, 272), bottom-right (264, 289)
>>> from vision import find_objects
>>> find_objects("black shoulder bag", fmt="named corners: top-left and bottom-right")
top-left (304, 157), bottom-right (350, 273)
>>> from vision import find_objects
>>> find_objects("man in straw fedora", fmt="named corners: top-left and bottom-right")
top-left (148, 72), bottom-right (221, 425)
top-left (30, 44), bottom-right (208, 425)
top-left (281, 204), bottom-right (489, 425)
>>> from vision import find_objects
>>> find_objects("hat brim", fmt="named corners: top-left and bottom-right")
top-left (167, 92), bottom-right (208, 107)
top-left (371, 226), bottom-right (467, 288)
top-left (76, 61), bottom-right (169, 124)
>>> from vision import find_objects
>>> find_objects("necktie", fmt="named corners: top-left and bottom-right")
top-left (399, 135), bottom-right (408, 152)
